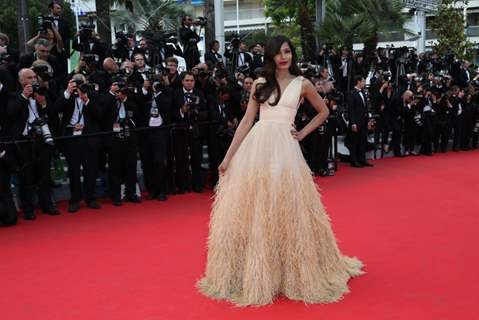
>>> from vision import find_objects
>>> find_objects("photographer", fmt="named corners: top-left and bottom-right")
top-left (164, 57), bottom-right (182, 89)
top-left (54, 75), bottom-right (103, 212)
top-left (0, 77), bottom-right (16, 226)
top-left (224, 39), bottom-right (252, 75)
top-left (101, 81), bottom-right (141, 206)
top-left (207, 86), bottom-right (236, 186)
top-left (250, 43), bottom-right (264, 71)
top-left (19, 39), bottom-right (60, 80)
top-left (193, 63), bottom-right (217, 98)
top-left (27, 20), bottom-right (64, 62)
top-left (179, 16), bottom-right (201, 70)
top-left (7, 68), bottom-right (59, 220)
top-left (87, 57), bottom-right (119, 94)
top-left (140, 32), bottom-right (183, 67)
top-left (0, 33), bottom-right (19, 81)
top-left (403, 94), bottom-right (422, 156)
top-left (172, 71), bottom-right (207, 193)
top-left (137, 74), bottom-right (172, 201)
top-left (204, 40), bottom-right (225, 70)
top-left (72, 25), bottom-right (111, 65)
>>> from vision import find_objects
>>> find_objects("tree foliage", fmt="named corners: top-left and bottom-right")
top-left (0, 0), bottom-right (74, 50)
top-left (264, 0), bottom-right (317, 61)
top-left (112, 0), bottom-right (185, 33)
top-left (265, 0), bottom-right (407, 60)
top-left (430, 0), bottom-right (474, 60)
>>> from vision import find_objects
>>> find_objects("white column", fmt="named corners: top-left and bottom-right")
top-left (214, 0), bottom-right (225, 54)
top-left (417, 10), bottom-right (426, 53)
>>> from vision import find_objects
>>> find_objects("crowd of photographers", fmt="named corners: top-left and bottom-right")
top-left (0, 1), bottom-right (478, 226)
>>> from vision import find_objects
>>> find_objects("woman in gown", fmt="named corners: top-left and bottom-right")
top-left (197, 35), bottom-right (364, 306)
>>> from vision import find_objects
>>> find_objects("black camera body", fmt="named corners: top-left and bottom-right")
top-left (37, 16), bottom-right (54, 33)
top-left (194, 17), bottom-right (208, 27)
top-left (32, 64), bottom-right (54, 81)
top-left (29, 117), bottom-right (54, 146)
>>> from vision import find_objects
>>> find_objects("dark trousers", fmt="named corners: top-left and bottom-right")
top-left (452, 115), bottom-right (464, 150)
top-left (347, 126), bottom-right (367, 164)
top-left (107, 138), bottom-right (138, 201)
top-left (404, 123), bottom-right (420, 152)
top-left (434, 120), bottom-right (451, 152)
top-left (139, 130), bottom-right (169, 196)
top-left (0, 160), bottom-right (17, 226)
top-left (420, 115), bottom-right (435, 155)
top-left (64, 138), bottom-right (100, 203)
top-left (172, 128), bottom-right (203, 192)
top-left (16, 141), bottom-right (55, 213)
top-left (312, 128), bottom-right (332, 172)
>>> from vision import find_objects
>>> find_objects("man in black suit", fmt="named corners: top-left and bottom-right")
top-left (7, 68), bottom-right (59, 220)
top-left (171, 72), bottom-right (207, 193)
top-left (347, 76), bottom-right (373, 167)
top-left (101, 83), bottom-right (141, 206)
top-left (137, 78), bottom-right (172, 201)
top-left (18, 39), bottom-right (60, 78)
top-left (204, 40), bottom-right (225, 70)
top-left (224, 41), bottom-right (253, 73)
top-left (249, 43), bottom-right (264, 72)
top-left (0, 33), bottom-right (19, 82)
top-left (48, 1), bottom-right (71, 78)
top-left (207, 86), bottom-right (236, 186)
top-left (457, 61), bottom-right (471, 89)
top-left (54, 75), bottom-right (103, 212)
top-left (179, 16), bottom-right (201, 70)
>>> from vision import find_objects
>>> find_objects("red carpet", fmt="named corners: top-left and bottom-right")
top-left (1, 150), bottom-right (479, 320)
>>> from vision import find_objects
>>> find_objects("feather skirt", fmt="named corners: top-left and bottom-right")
top-left (197, 120), bottom-right (364, 306)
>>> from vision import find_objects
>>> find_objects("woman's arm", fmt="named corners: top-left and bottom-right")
top-left (219, 79), bottom-right (261, 173)
top-left (26, 34), bottom-right (40, 50)
top-left (52, 28), bottom-right (64, 53)
top-left (292, 79), bottom-right (329, 141)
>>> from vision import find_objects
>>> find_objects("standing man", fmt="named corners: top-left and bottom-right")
top-left (204, 40), bottom-right (225, 70)
top-left (347, 76), bottom-right (373, 167)
top-left (8, 69), bottom-right (59, 219)
top-left (179, 16), bottom-right (201, 70)
top-left (54, 75), bottom-right (103, 212)
top-left (172, 72), bottom-right (207, 193)
top-left (48, 1), bottom-right (70, 79)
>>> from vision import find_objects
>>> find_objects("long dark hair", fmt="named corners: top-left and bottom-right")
top-left (254, 35), bottom-right (301, 106)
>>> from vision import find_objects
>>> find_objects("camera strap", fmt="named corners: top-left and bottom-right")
top-left (116, 100), bottom-right (126, 122)
top-left (26, 99), bottom-right (41, 122)
top-left (72, 98), bottom-right (84, 125)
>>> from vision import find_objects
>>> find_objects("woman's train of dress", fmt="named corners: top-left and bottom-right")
top-left (197, 76), bottom-right (364, 306)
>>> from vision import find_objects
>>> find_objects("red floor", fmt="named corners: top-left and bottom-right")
top-left (1, 150), bottom-right (479, 320)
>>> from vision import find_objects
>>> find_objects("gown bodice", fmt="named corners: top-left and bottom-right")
top-left (258, 76), bottom-right (303, 125)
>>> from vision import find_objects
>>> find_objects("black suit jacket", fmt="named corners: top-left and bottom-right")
top-left (172, 88), bottom-right (207, 139)
top-left (7, 93), bottom-right (54, 138)
top-left (204, 50), bottom-right (224, 68)
top-left (347, 89), bottom-right (368, 130)
top-left (53, 91), bottom-right (104, 137)
top-left (137, 88), bottom-right (173, 128)
top-left (18, 53), bottom-right (59, 75)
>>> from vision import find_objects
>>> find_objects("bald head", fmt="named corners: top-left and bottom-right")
top-left (103, 57), bottom-right (119, 74)
top-left (403, 90), bottom-right (414, 103)
top-left (18, 68), bottom-right (37, 87)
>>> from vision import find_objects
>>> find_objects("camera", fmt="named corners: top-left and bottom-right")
top-left (37, 16), bottom-right (54, 33)
top-left (32, 64), bottom-right (54, 81)
top-left (31, 83), bottom-right (48, 96)
top-left (29, 117), bottom-right (55, 146)
top-left (236, 64), bottom-right (250, 75)
top-left (78, 22), bottom-right (95, 45)
top-left (194, 17), bottom-right (208, 27)
top-left (0, 52), bottom-right (11, 65)
top-left (184, 92), bottom-right (199, 107)
top-left (82, 53), bottom-right (99, 65)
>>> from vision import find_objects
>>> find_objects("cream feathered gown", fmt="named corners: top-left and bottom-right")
top-left (197, 76), bottom-right (364, 306)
